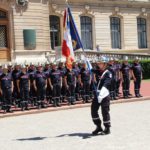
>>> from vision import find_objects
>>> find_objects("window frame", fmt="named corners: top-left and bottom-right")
top-left (137, 17), bottom-right (147, 49)
top-left (80, 16), bottom-right (93, 50)
top-left (110, 17), bottom-right (121, 49)
top-left (49, 15), bottom-right (61, 50)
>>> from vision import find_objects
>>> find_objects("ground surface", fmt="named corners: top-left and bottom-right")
top-left (0, 100), bottom-right (150, 150)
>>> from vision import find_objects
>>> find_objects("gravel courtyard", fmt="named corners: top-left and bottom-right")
top-left (0, 100), bottom-right (150, 150)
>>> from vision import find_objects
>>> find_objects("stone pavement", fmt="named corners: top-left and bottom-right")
top-left (0, 100), bottom-right (150, 150)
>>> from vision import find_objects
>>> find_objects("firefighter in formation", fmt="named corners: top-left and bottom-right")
top-left (0, 56), bottom-right (143, 113)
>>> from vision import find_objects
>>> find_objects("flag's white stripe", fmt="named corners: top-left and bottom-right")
top-left (63, 9), bottom-right (74, 60)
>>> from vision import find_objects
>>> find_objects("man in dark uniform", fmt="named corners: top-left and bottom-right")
top-left (0, 65), bottom-right (13, 113)
top-left (72, 62), bottom-right (81, 101)
top-left (49, 63), bottom-right (62, 107)
top-left (58, 62), bottom-right (67, 103)
top-left (91, 56), bottom-right (112, 135)
top-left (131, 57), bottom-right (143, 97)
top-left (64, 65), bottom-right (76, 105)
top-left (108, 57), bottom-right (118, 100)
top-left (12, 63), bottom-right (21, 106)
top-left (34, 64), bottom-right (47, 108)
top-left (17, 65), bottom-right (30, 111)
top-left (114, 58), bottom-right (122, 97)
top-left (120, 56), bottom-right (131, 99)
top-left (43, 61), bottom-right (51, 103)
top-left (28, 62), bottom-right (36, 106)
top-left (79, 61), bottom-right (91, 103)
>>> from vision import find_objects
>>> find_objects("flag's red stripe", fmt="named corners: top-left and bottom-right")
top-left (62, 40), bottom-right (70, 57)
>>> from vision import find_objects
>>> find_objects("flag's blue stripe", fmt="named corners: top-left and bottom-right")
top-left (68, 7), bottom-right (84, 51)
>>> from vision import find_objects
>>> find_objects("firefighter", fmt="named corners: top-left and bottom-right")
top-left (49, 63), bottom-right (62, 107)
top-left (58, 62), bottom-right (67, 103)
top-left (114, 58), bottom-right (122, 97)
top-left (43, 61), bottom-right (51, 103)
top-left (91, 56), bottom-right (112, 135)
top-left (28, 62), bottom-right (36, 106)
top-left (108, 57), bottom-right (118, 100)
top-left (64, 65), bottom-right (76, 105)
top-left (0, 64), bottom-right (13, 113)
top-left (131, 57), bottom-right (143, 97)
top-left (120, 56), bottom-right (132, 99)
top-left (17, 64), bottom-right (30, 111)
top-left (34, 63), bottom-right (47, 108)
top-left (12, 63), bottom-right (21, 106)
top-left (72, 62), bottom-right (81, 101)
top-left (79, 61), bottom-right (91, 103)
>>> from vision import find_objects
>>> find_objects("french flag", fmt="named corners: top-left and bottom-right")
top-left (62, 8), bottom-right (75, 65)
top-left (62, 7), bottom-right (84, 69)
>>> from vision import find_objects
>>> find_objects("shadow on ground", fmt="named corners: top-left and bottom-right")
top-left (56, 133), bottom-right (93, 139)
top-left (16, 137), bottom-right (47, 141)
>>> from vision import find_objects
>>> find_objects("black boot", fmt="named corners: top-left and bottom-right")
top-left (56, 98), bottom-right (61, 107)
top-left (92, 126), bottom-right (103, 135)
top-left (101, 127), bottom-right (110, 135)
top-left (6, 105), bottom-right (13, 113)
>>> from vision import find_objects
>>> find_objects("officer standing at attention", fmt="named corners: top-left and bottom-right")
top-left (114, 58), bottom-right (122, 97)
top-left (120, 56), bottom-right (131, 99)
top-left (79, 61), bottom-right (91, 103)
top-left (43, 61), bottom-right (51, 103)
top-left (17, 65), bottom-right (30, 111)
top-left (108, 58), bottom-right (118, 100)
top-left (49, 63), bottom-right (62, 107)
top-left (0, 65), bottom-right (13, 113)
top-left (64, 65), bottom-right (76, 105)
top-left (131, 57), bottom-right (143, 98)
top-left (28, 62), bottom-right (36, 106)
top-left (72, 62), bottom-right (81, 101)
top-left (91, 57), bottom-right (112, 135)
top-left (12, 63), bottom-right (21, 103)
top-left (34, 63), bottom-right (47, 108)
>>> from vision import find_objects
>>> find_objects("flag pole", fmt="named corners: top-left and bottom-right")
top-left (65, 2), bottom-right (98, 97)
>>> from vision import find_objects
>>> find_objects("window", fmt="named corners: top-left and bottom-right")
top-left (0, 25), bottom-right (7, 48)
top-left (137, 18), bottom-right (147, 48)
top-left (0, 10), bottom-right (8, 49)
top-left (0, 10), bottom-right (7, 19)
top-left (80, 16), bottom-right (93, 49)
top-left (110, 17), bottom-right (121, 49)
top-left (50, 15), bottom-right (61, 50)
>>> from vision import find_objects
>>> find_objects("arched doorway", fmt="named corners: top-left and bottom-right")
top-left (0, 9), bottom-right (10, 61)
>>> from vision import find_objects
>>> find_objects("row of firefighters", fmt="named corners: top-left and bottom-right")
top-left (0, 56), bottom-right (142, 113)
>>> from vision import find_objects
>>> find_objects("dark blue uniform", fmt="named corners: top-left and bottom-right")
top-left (115, 63), bottom-right (122, 96)
top-left (58, 67), bottom-right (67, 102)
top-left (65, 69), bottom-right (76, 105)
top-left (108, 64), bottom-right (117, 100)
top-left (80, 68), bottom-right (91, 103)
top-left (0, 72), bottom-right (13, 112)
top-left (18, 72), bottom-right (30, 110)
top-left (131, 62), bottom-right (143, 97)
top-left (28, 68), bottom-right (36, 105)
top-left (120, 63), bottom-right (131, 98)
top-left (91, 69), bottom-right (112, 132)
top-left (43, 67), bottom-right (51, 102)
top-left (50, 69), bottom-right (62, 107)
top-left (72, 66), bottom-right (80, 101)
top-left (12, 69), bottom-right (21, 102)
top-left (35, 71), bottom-right (47, 107)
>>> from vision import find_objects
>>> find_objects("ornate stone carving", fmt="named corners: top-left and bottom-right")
top-left (15, 0), bottom-right (29, 15)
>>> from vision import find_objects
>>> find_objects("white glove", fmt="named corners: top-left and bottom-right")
top-left (97, 86), bottom-right (109, 103)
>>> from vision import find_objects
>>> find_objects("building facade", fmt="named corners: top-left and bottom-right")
top-left (0, 0), bottom-right (150, 63)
